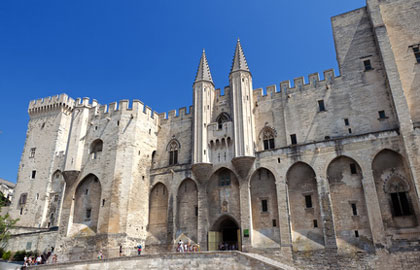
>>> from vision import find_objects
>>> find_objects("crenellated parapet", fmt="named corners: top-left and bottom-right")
top-left (253, 69), bottom-right (338, 103)
top-left (158, 105), bottom-right (193, 125)
top-left (71, 97), bottom-right (159, 124)
top-left (28, 94), bottom-right (75, 116)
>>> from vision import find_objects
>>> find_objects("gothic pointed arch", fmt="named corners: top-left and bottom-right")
top-left (372, 149), bottom-right (420, 229)
top-left (207, 168), bottom-right (240, 229)
top-left (286, 162), bottom-right (324, 250)
top-left (73, 174), bottom-right (102, 233)
top-left (250, 167), bottom-right (280, 247)
top-left (166, 139), bottom-right (180, 165)
top-left (176, 178), bottom-right (198, 242)
top-left (326, 156), bottom-right (373, 251)
top-left (149, 182), bottom-right (169, 242)
top-left (216, 112), bottom-right (231, 129)
top-left (258, 126), bottom-right (277, 150)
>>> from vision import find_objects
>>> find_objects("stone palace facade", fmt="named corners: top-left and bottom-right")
top-left (7, 0), bottom-right (420, 266)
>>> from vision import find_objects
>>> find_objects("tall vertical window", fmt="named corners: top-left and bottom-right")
top-left (378, 110), bottom-right (387, 119)
top-left (344, 118), bottom-right (349, 126)
top-left (31, 170), bottom-right (36, 179)
top-left (413, 47), bottom-right (420, 63)
top-left (90, 139), bottom-right (103, 159)
top-left (216, 113), bottom-right (231, 130)
top-left (29, 148), bottom-right (36, 158)
top-left (261, 199), bottom-right (268, 212)
top-left (318, 100), bottom-right (326, 112)
top-left (350, 163), bottom-right (357, 174)
top-left (290, 134), bottom-right (297, 145)
top-left (168, 140), bottom-right (179, 165)
top-left (305, 195), bottom-right (313, 208)
top-left (351, 203), bottom-right (358, 216)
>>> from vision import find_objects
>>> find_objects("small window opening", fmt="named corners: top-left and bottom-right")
top-left (378, 110), bottom-right (386, 119)
top-left (324, 136), bottom-right (330, 140)
top-left (31, 170), bottom-right (36, 179)
top-left (36, 193), bottom-right (39, 200)
top-left (348, 128), bottom-right (352, 134)
top-left (351, 203), bottom-right (358, 216)
top-left (277, 158), bottom-right (281, 163)
top-left (142, 175), bottom-right (145, 180)
top-left (313, 219), bottom-right (318, 228)
top-left (305, 195), bottom-right (313, 208)
top-left (117, 120), bottom-right (120, 126)
top-left (391, 192), bottom-right (411, 216)
top-left (261, 199), bottom-right (268, 212)
top-left (149, 129), bottom-right (151, 135)
top-left (29, 148), bottom-right (36, 158)
top-left (344, 118), bottom-right (349, 126)
top-left (195, 206), bottom-right (198, 217)
top-left (86, 208), bottom-right (92, 219)
top-left (363, 60), bottom-right (372, 71)
top-left (350, 163), bottom-right (357, 174)
top-left (290, 134), bottom-right (297, 145)
top-left (85, 189), bottom-right (89, 195)
top-left (95, 126), bottom-right (98, 130)
top-left (272, 219), bottom-right (277, 227)
top-left (354, 230), bottom-right (359, 238)
top-left (20, 208), bottom-right (23, 215)
top-left (102, 199), bottom-right (105, 207)
top-left (413, 47), bottom-right (420, 63)
top-left (219, 170), bottom-right (231, 186)
top-left (318, 100), bottom-right (326, 112)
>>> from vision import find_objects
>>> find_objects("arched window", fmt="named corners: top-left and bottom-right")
top-left (216, 113), bottom-right (231, 130)
top-left (385, 177), bottom-right (411, 217)
top-left (260, 127), bottom-right (276, 150)
top-left (168, 140), bottom-right (180, 165)
top-left (90, 139), bottom-right (103, 159)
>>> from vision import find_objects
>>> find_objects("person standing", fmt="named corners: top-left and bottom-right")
top-left (178, 240), bottom-right (184, 253)
top-left (137, 244), bottom-right (142, 255)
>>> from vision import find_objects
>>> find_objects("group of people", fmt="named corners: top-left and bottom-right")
top-left (218, 242), bottom-right (237, 251)
top-left (97, 244), bottom-right (142, 260)
top-left (176, 240), bottom-right (200, 252)
top-left (23, 253), bottom-right (57, 267)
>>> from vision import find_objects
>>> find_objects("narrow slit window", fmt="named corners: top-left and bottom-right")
top-left (413, 47), bottom-right (420, 63)
top-left (344, 118), bottom-right (350, 126)
top-left (261, 199), bottom-right (268, 212)
top-left (351, 203), bottom-right (358, 216)
top-left (318, 100), bottom-right (326, 112)
top-left (29, 148), bottom-right (36, 158)
top-left (355, 230), bottom-right (359, 237)
top-left (350, 163), bottom-right (357, 174)
top-left (86, 208), bottom-right (92, 219)
top-left (348, 128), bottom-right (352, 134)
top-left (195, 206), bottom-right (198, 217)
top-left (313, 219), bottom-right (318, 228)
top-left (290, 134), bottom-right (297, 145)
top-left (31, 170), bottom-right (36, 179)
top-left (391, 192), bottom-right (411, 216)
top-left (272, 219), bottom-right (277, 227)
top-left (305, 195), bottom-right (313, 208)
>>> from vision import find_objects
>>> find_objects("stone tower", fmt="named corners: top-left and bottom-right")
top-left (229, 40), bottom-right (255, 158)
top-left (9, 94), bottom-right (75, 228)
top-left (193, 50), bottom-right (215, 164)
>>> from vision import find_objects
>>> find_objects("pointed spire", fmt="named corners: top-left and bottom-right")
top-left (194, 49), bottom-right (214, 85)
top-left (230, 38), bottom-right (250, 74)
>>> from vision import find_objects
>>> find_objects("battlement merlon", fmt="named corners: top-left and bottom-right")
top-left (28, 93), bottom-right (75, 116)
top-left (158, 105), bottom-right (193, 124)
top-left (252, 68), bottom-right (337, 101)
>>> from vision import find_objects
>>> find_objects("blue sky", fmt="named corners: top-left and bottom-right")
top-left (0, 0), bottom-right (365, 183)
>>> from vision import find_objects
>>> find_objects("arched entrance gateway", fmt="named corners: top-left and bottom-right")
top-left (208, 215), bottom-right (241, 251)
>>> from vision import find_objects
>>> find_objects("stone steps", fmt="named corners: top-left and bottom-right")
top-left (27, 251), bottom-right (299, 270)
top-left (241, 252), bottom-right (301, 270)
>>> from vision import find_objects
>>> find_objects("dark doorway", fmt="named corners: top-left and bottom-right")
top-left (208, 216), bottom-right (240, 251)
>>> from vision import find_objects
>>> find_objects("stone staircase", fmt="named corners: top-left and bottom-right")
top-left (28, 251), bottom-right (301, 270)
top-left (242, 252), bottom-right (301, 270)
